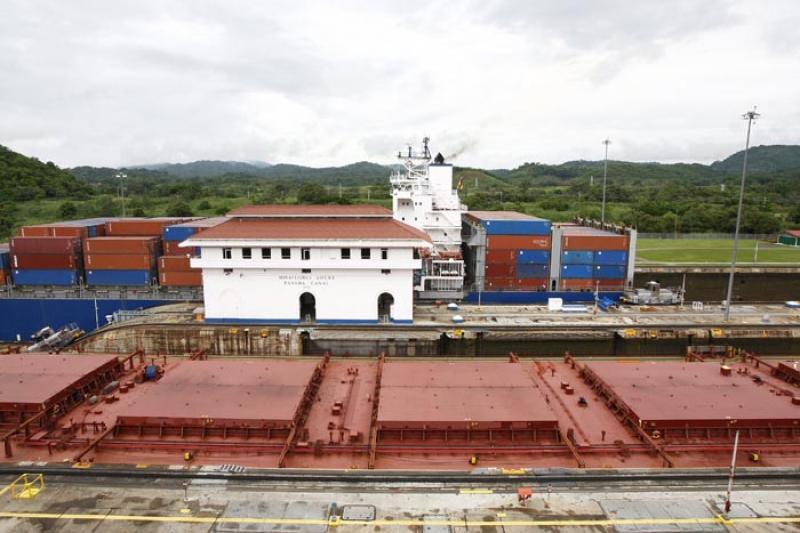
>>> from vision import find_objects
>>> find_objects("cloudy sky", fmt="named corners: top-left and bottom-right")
top-left (1, 0), bottom-right (798, 169)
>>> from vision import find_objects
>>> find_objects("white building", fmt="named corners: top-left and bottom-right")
top-left (183, 205), bottom-right (432, 324)
top-left (390, 138), bottom-right (467, 297)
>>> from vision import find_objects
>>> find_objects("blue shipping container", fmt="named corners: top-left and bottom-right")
top-left (13, 269), bottom-right (78, 286)
top-left (86, 269), bottom-right (153, 286)
top-left (561, 250), bottom-right (594, 264)
top-left (483, 220), bottom-right (551, 236)
top-left (517, 263), bottom-right (549, 278)
top-left (594, 250), bottom-right (628, 265)
top-left (561, 264), bottom-right (594, 279)
top-left (163, 226), bottom-right (197, 242)
top-left (0, 251), bottom-right (9, 270)
top-left (594, 265), bottom-right (627, 278)
top-left (517, 250), bottom-right (550, 264)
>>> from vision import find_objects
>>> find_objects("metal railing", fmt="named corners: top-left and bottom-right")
top-left (638, 233), bottom-right (777, 240)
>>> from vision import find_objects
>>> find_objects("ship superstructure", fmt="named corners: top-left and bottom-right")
top-left (390, 138), bottom-right (466, 297)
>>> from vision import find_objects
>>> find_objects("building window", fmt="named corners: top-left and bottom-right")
top-left (301, 247), bottom-right (311, 261)
top-left (341, 248), bottom-right (351, 259)
top-left (381, 248), bottom-right (388, 260)
top-left (222, 248), bottom-right (232, 259)
top-left (224, 268), bottom-right (233, 275)
top-left (413, 249), bottom-right (420, 259)
top-left (242, 247), bottom-right (252, 259)
top-left (302, 268), bottom-right (311, 274)
top-left (361, 248), bottom-right (371, 259)
top-left (261, 248), bottom-right (271, 259)
top-left (281, 248), bottom-right (291, 259)
top-left (381, 269), bottom-right (391, 275)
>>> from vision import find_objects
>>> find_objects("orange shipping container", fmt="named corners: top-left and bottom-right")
top-left (485, 263), bottom-right (515, 277)
top-left (486, 235), bottom-right (551, 250)
top-left (106, 218), bottom-right (188, 237)
top-left (560, 279), bottom-right (596, 290)
top-left (562, 234), bottom-right (628, 251)
top-left (83, 237), bottom-right (160, 255)
top-left (485, 249), bottom-right (516, 264)
top-left (595, 279), bottom-right (625, 290)
top-left (515, 277), bottom-right (548, 288)
top-left (50, 226), bottom-right (90, 238)
top-left (17, 226), bottom-right (54, 237)
top-left (159, 271), bottom-right (202, 287)
top-left (158, 255), bottom-right (193, 272)
top-left (162, 241), bottom-right (185, 255)
top-left (0, 270), bottom-right (7, 285)
top-left (84, 254), bottom-right (155, 270)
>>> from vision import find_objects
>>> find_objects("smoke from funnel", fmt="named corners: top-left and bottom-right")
top-left (445, 139), bottom-right (478, 161)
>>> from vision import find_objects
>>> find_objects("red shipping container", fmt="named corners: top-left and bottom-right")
top-left (560, 279), bottom-right (596, 290)
top-left (10, 236), bottom-right (80, 255)
top-left (162, 241), bottom-right (185, 255)
top-left (485, 263), bottom-right (515, 277)
top-left (83, 237), bottom-right (160, 255)
top-left (515, 277), bottom-right (548, 288)
top-left (562, 234), bottom-right (628, 251)
top-left (159, 271), bottom-right (202, 287)
top-left (106, 218), bottom-right (188, 237)
top-left (158, 255), bottom-right (193, 272)
top-left (13, 253), bottom-right (79, 269)
top-left (485, 249), bottom-right (516, 264)
top-left (50, 226), bottom-right (89, 238)
top-left (486, 276), bottom-right (516, 289)
top-left (84, 254), bottom-right (155, 270)
top-left (596, 279), bottom-right (625, 290)
top-left (486, 235), bottom-right (551, 250)
top-left (0, 269), bottom-right (8, 285)
top-left (17, 226), bottom-right (52, 237)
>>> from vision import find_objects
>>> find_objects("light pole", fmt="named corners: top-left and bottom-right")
top-left (601, 139), bottom-right (611, 224)
top-left (115, 172), bottom-right (128, 217)
top-left (724, 108), bottom-right (759, 321)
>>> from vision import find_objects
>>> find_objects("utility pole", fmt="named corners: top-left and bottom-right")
top-left (601, 139), bottom-right (611, 224)
top-left (115, 172), bottom-right (128, 217)
top-left (724, 108), bottom-right (759, 321)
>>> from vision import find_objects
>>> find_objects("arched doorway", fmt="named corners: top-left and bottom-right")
top-left (378, 292), bottom-right (394, 322)
top-left (300, 292), bottom-right (316, 323)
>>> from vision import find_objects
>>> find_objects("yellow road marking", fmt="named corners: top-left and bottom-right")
top-left (459, 488), bottom-right (494, 494)
top-left (1, 511), bottom-right (800, 527)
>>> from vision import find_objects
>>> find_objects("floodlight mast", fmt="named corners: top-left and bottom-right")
top-left (601, 139), bottom-right (611, 224)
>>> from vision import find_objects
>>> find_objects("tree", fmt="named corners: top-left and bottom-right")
top-left (132, 207), bottom-right (146, 217)
top-left (59, 201), bottom-right (78, 219)
top-left (197, 200), bottom-right (211, 211)
top-left (297, 183), bottom-right (329, 204)
top-left (0, 202), bottom-right (15, 239)
top-left (167, 201), bottom-right (194, 217)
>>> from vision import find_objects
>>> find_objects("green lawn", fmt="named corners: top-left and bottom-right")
top-left (636, 238), bottom-right (800, 265)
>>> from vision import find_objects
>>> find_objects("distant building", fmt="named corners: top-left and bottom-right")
top-left (183, 205), bottom-right (432, 324)
top-left (778, 230), bottom-right (800, 247)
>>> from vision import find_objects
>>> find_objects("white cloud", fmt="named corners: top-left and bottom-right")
top-left (0, 0), bottom-right (798, 168)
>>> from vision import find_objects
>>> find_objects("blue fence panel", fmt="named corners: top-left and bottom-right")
top-left (594, 265), bottom-right (627, 278)
top-left (593, 250), bottom-right (628, 265)
top-left (483, 220), bottom-right (551, 236)
top-left (13, 269), bottom-right (79, 286)
top-left (561, 264), bottom-right (594, 279)
top-left (86, 269), bottom-right (154, 286)
top-left (516, 250), bottom-right (550, 264)
top-left (163, 226), bottom-right (197, 242)
top-left (517, 263), bottom-right (549, 278)
top-left (561, 251), bottom-right (594, 264)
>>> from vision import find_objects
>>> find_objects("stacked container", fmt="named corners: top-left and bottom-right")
top-left (159, 218), bottom-right (225, 287)
top-left (10, 236), bottom-right (83, 286)
top-left (558, 226), bottom-right (629, 291)
top-left (0, 244), bottom-right (9, 286)
top-left (83, 236), bottom-right (160, 286)
top-left (16, 218), bottom-right (109, 239)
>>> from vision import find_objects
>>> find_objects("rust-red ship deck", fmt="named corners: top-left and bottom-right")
top-left (1, 352), bottom-right (799, 470)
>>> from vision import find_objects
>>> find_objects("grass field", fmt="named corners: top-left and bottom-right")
top-left (636, 238), bottom-right (800, 265)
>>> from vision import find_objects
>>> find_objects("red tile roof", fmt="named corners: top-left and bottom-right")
top-left (785, 230), bottom-right (800, 238)
top-left (228, 204), bottom-right (392, 217)
top-left (189, 218), bottom-right (432, 243)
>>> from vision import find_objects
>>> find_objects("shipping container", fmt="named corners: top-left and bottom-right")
top-left (84, 254), bottom-right (156, 270)
top-left (562, 234), bottom-right (628, 251)
top-left (594, 265), bottom-right (627, 279)
top-left (0, 269), bottom-right (8, 285)
top-left (16, 226), bottom-right (52, 237)
top-left (517, 263), bottom-right (549, 278)
top-left (162, 241), bottom-right (183, 255)
top-left (486, 235), bottom-right (551, 250)
top-left (484, 263), bottom-right (515, 277)
top-left (0, 244), bottom-right (9, 270)
top-left (162, 225), bottom-right (197, 242)
top-left (561, 250), bottom-right (594, 264)
top-left (486, 277), bottom-right (516, 289)
top-left (483, 219), bottom-right (551, 236)
top-left (560, 279), bottom-right (596, 290)
top-left (515, 277), bottom-right (548, 288)
top-left (561, 264), bottom-right (594, 279)
top-left (595, 279), bottom-right (625, 290)
top-left (159, 271), bottom-right (203, 287)
top-left (593, 250), bottom-right (628, 265)
top-left (158, 255), bottom-right (193, 272)
top-left (10, 236), bottom-right (81, 255)
top-left (106, 218), bottom-right (189, 237)
top-left (86, 269), bottom-right (153, 286)
top-left (13, 253), bottom-right (80, 270)
top-left (485, 249), bottom-right (516, 264)
top-left (83, 237), bottom-right (160, 255)
top-left (516, 249), bottom-right (550, 263)
top-left (12, 269), bottom-right (79, 286)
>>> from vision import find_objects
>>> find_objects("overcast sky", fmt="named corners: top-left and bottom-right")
top-left (1, 0), bottom-right (798, 169)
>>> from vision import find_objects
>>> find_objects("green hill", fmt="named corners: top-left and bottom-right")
top-left (0, 145), bottom-right (89, 201)
top-left (711, 145), bottom-right (800, 174)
